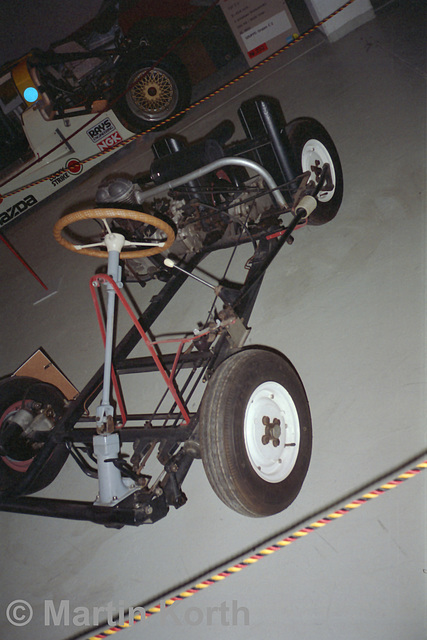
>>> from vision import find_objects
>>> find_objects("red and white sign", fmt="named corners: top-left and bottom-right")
top-left (220, 0), bottom-right (297, 66)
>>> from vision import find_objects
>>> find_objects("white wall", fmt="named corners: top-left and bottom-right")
top-left (305, 0), bottom-right (375, 41)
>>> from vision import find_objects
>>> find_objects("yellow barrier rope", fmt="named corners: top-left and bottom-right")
top-left (81, 455), bottom-right (426, 639)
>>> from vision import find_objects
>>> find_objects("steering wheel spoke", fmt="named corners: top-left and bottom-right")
top-left (74, 241), bottom-right (107, 251)
top-left (122, 239), bottom-right (165, 248)
top-left (102, 218), bottom-right (113, 234)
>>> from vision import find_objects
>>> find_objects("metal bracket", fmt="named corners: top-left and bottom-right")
top-left (226, 316), bottom-right (251, 348)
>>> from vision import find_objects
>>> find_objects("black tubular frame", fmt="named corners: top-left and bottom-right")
top-left (0, 97), bottom-right (307, 526)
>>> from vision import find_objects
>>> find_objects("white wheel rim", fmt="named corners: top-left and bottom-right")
top-left (301, 139), bottom-right (336, 203)
top-left (244, 381), bottom-right (300, 483)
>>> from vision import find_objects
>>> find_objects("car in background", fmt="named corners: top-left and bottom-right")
top-left (0, 0), bottom-right (239, 173)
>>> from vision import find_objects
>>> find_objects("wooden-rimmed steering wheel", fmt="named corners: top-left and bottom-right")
top-left (53, 207), bottom-right (175, 259)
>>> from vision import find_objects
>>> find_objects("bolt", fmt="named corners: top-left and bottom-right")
top-left (144, 505), bottom-right (153, 515)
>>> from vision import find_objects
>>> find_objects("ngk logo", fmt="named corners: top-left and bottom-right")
top-left (97, 131), bottom-right (123, 150)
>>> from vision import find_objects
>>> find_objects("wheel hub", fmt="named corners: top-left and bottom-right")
top-left (261, 416), bottom-right (281, 447)
top-left (244, 381), bottom-right (300, 483)
top-left (0, 402), bottom-right (38, 464)
top-left (301, 139), bottom-right (337, 203)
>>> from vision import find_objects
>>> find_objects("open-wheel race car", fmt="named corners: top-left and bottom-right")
top-left (0, 96), bottom-right (343, 526)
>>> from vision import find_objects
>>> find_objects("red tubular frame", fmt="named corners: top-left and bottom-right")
top-left (90, 273), bottom-right (192, 425)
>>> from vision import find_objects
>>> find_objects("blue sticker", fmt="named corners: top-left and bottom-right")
top-left (24, 86), bottom-right (39, 103)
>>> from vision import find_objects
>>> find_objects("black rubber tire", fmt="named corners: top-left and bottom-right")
top-left (0, 376), bottom-right (68, 495)
top-left (286, 118), bottom-right (343, 225)
top-left (113, 54), bottom-right (192, 133)
top-left (199, 348), bottom-right (312, 517)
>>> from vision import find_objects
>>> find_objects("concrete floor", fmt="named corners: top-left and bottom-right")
top-left (0, 1), bottom-right (426, 638)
